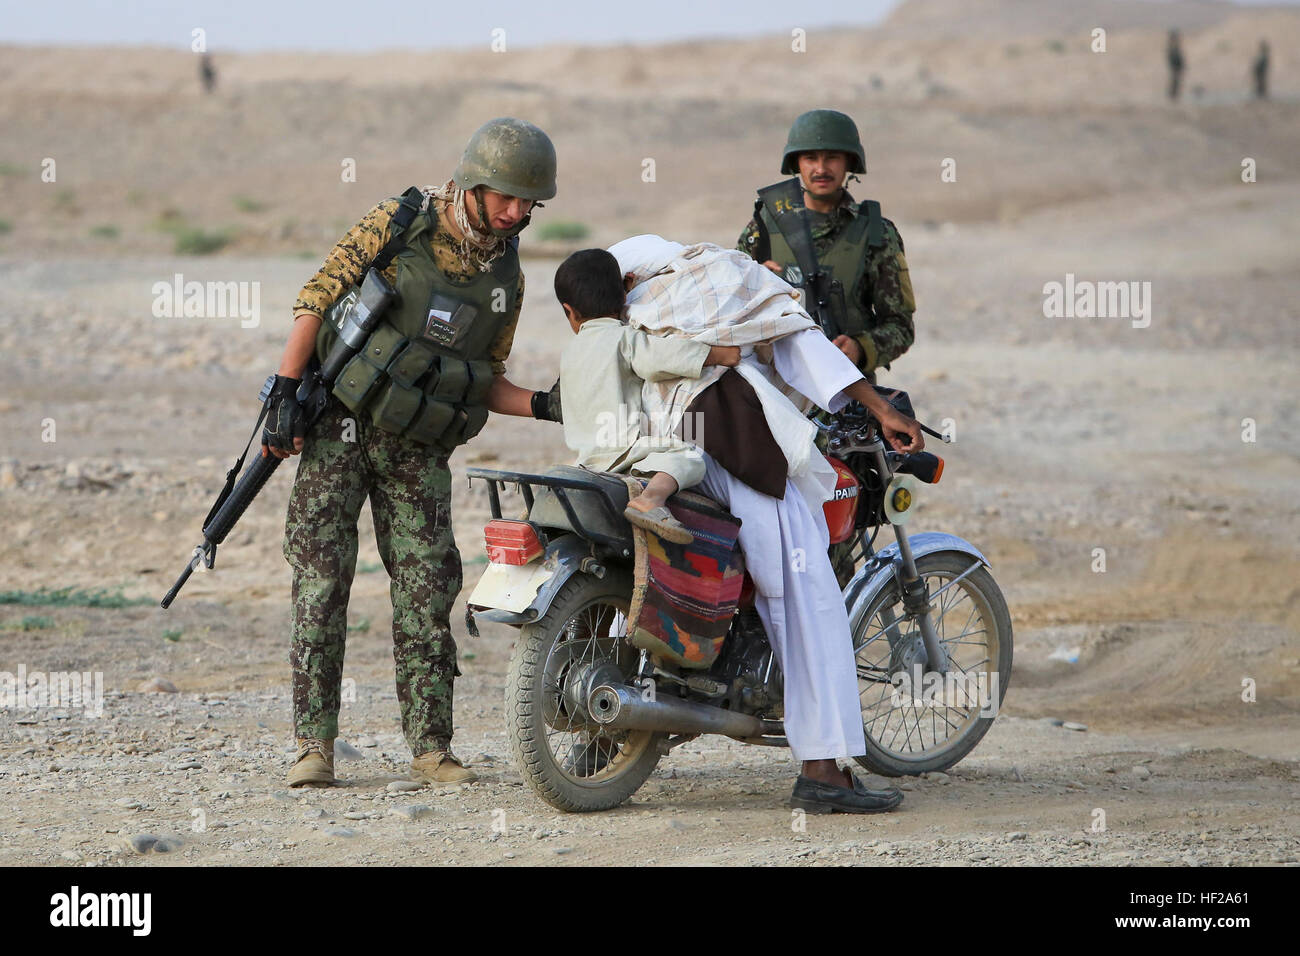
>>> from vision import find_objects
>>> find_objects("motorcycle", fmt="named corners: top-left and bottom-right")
top-left (466, 393), bottom-right (1012, 812)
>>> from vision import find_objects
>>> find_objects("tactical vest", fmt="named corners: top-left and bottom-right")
top-left (757, 198), bottom-right (883, 340)
top-left (315, 204), bottom-right (519, 451)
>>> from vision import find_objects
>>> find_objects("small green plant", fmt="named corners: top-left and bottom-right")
top-left (1, 615), bottom-right (55, 631)
top-left (1047, 39), bottom-right (1065, 54)
top-left (232, 195), bottom-right (267, 213)
top-left (0, 587), bottom-right (152, 608)
top-left (163, 628), bottom-right (184, 642)
top-left (535, 220), bottom-right (590, 241)
top-left (0, 161), bottom-right (24, 177)
top-left (173, 227), bottom-right (232, 255)
top-left (0, 219), bottom-right (11, 235)
top-left (53, 189), bottom-right (77, 211)
top-left (357, 561), bottom-right (383, 574)
top-left (89, 224), bottom-right (120, 239)
top-left (347, 617), bottom-right (371, 633)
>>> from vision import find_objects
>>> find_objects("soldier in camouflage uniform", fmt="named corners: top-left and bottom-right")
top-left (738, 109), bottom-right (915, 377)
top-left (738, 109), bottom-right (917, 587)
top-left (263, 118), bottom-right (563, 788)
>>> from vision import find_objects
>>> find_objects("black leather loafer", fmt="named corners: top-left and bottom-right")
top-left (789, 774), bottom-right (904, 814)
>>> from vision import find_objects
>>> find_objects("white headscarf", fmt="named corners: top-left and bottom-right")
top-left (607, 235), bottom-right (685, 284)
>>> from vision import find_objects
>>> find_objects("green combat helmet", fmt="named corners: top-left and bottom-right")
top-left (453, 117), bottom-right (557, 237)
top-left (780, 109), bottom-right (866, 175)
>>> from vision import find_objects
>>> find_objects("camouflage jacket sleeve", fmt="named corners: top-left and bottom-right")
top-left (737, 216), bottom-right (764, 259)
top-left (292, 198), bottom-right (401, 318)
top-left (857, 218), bottom-right (916, 371)
top-left (485, 270), bottom-right (525, 377)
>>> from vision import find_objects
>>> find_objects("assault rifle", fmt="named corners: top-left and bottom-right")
top-left (160, 269), bottom-right (396, 608)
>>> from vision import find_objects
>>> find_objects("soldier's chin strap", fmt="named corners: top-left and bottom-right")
top-left (473, 186), bottom-right (537, 239)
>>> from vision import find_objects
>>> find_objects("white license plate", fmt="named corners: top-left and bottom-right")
top-left (468, 560), bottom-right (553, 614)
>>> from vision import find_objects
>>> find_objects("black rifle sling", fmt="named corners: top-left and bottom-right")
top-left (757, 178), bottom-right (821, 287)
top-left (370, 185), bottom-right (424, 273)
top-left (750, 197), bottom-right (772, 264)
top-left (202, 401), bottom-right (272, 533)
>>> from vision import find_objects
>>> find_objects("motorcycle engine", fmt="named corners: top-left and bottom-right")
top-left (709, 607), bottom-right (784, 718)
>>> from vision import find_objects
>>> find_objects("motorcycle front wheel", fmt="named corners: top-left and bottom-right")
top-left (506, 570), bottom-right (664, 812)
top-left (850, 552), bottom-right (1013, 777)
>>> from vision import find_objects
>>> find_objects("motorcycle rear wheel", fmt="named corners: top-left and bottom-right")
top-left (506, 570), bottom-right (663, 812)
top-left (850, 552), bottom-right (1013, 777)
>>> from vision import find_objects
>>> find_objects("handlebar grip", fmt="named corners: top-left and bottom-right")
top-left (895, 452), bottom-right (944, 484)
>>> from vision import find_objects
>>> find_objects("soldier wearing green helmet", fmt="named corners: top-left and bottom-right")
top-left (738, 109), bottom-right (917, 587)
top-left (738, 108), bottom-right (915, 377)
top-left (264, 117), bottom-right (563, 789)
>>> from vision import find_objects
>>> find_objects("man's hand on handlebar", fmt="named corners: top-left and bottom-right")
top-left (841, 378), bottom-right (924, 453)
top-left (877, 405), bottom-right (924, 454)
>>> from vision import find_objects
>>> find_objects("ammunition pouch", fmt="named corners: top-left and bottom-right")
top-left (331, 319), bottom-right (494, 450)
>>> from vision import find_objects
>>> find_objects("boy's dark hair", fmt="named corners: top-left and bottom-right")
top-left (553, 248), bottom-right (624, 320)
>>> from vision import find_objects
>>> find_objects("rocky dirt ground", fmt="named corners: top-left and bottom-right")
top-left (2, 0), bottom-right (1298, 866)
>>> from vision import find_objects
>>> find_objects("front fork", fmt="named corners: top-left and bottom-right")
top-left (867, 441), bottom-right (950, 676)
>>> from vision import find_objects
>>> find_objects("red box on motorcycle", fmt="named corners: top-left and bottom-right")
top-left (484, 519), bottom-right (544, 565)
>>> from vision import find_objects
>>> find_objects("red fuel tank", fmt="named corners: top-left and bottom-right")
top-left (822, 455), bottom-right (860, 545)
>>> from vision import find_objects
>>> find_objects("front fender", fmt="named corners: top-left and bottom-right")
top-left (469, 534), bottom-right (592, 627)
top-left (843, 532), bottom-right (990, 630)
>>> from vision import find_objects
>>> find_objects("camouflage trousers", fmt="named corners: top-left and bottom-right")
top-left (284, 396), bottom-right (461, 756)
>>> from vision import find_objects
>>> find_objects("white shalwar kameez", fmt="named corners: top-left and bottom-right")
top-left (691, 328), bottom-right (869, 761)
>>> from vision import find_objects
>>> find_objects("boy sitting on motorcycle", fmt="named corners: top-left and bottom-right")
top-left (553, 248), bottom-right (740, 544)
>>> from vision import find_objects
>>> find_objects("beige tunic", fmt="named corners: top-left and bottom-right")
top-left (560, 317), bottom-right (710, 489)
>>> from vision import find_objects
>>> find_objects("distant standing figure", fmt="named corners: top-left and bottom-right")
top-left (1167, 30), bottom-right (1185, 101)
top-left (1253, 41), bottom-right (1270, 100)
top-left (200, 54), bottom-right (216, 94)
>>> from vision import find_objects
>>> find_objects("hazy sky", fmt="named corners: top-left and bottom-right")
top-left (1, 0), bottom-right (904, 51)
top-left (3, 0), bottom-right (1293, 52)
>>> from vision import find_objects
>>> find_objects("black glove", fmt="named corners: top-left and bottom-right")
top-left (531, 378), bottom-right (563, 423)
top-left (263, 375), bottom-right (305, 452)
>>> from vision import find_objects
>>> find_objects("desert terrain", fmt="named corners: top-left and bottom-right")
top-left (1, 0), bottom-right (1298, 866)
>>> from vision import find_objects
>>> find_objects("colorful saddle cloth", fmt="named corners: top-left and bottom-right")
top-left (621, 478), bottom-right (745, 670)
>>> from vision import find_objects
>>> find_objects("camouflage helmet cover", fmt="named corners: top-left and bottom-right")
top-left (780, 109), bottom-right (866, 175)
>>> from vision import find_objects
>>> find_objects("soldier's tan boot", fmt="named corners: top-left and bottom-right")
top-left (410, 749), bottom-right (477, 785)
top-left (287, 737), bottom-right (336, 787)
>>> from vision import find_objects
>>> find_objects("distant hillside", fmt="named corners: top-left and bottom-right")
top-left (0, 0), bottom-right (1296, 257)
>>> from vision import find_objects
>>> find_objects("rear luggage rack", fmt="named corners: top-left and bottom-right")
top-left (467, 467), bottom-right (739, 553)
top-left (467, 467), bottom-right (630, 551)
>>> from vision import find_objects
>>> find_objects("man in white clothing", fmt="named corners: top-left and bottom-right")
top-left (608, 236), bottom-right (923, 813)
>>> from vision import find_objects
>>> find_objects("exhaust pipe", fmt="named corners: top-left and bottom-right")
top-left (588, 683), bottom-right (767, 739)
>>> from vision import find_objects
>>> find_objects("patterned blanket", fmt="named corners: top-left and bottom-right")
top-left (622, 478), bottom-right (744, 670)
